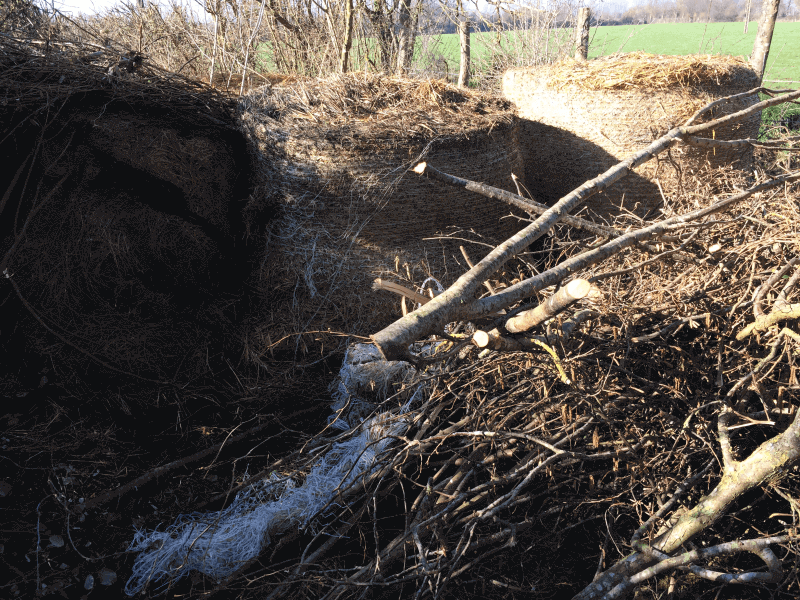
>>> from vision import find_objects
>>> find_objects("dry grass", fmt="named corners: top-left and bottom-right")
top-left (547, 51), bottom-right (757, 90)
top-left (239, 72), bottom-right (522, 365)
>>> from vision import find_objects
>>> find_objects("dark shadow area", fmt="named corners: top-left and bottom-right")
top-left (0, 91), bottom-right (274, 385)
top-left (512, 118), bottom-right (664, 222)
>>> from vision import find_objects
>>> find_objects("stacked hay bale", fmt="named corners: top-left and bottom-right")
top-left (503, 53), bottom-right (761, 221)
top-left (0, 34), bottom-right (272, 384)
top-left (241, 73), bottom-right (524, 353)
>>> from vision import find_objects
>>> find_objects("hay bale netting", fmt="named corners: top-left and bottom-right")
top-left (503, 53), bottom-right (761, 220)
top-left (0, 46), bottom-right (272, 383)
top-left (241, 74), bottom-right (525, 345)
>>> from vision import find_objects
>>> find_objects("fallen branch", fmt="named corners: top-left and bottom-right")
top-left (573, 396), bottom-right (800, 600)
top-left (737, 302), bottom-right (800, 339)
top-left (505, 279), bottom-right (591, 333)
top-left (471, 172), bottom-right (800, 317)
top-left (412, 162), bottom-right (621, 240)
top-left (373, 278), bottom-right (432, 306)
top-left (372, 89), bottom-right (800, 361)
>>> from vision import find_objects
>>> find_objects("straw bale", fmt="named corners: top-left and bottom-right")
top-left (0, 28), bottom-right (270, 381)
top-left (503, 53), bottom-right (761, 220)
top-left (242, 73), bottom-right (525, 338)
top-left (86, 114), bottom-right (248, 238)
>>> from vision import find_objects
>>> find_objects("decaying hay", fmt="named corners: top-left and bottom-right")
top-left (241, 73), bottom-right (526, 358)
top-left (0, 27), bottom-right (274, 383)
top-left (503, 52), bottom-right (761, 221)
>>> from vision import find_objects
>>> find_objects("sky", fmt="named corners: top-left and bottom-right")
top-left (47, 0), bottom-right (172, 16)
top-left (46, 0), bottom-right (643, 18)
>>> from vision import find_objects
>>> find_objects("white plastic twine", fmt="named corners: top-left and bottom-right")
top-left (417, 277), bottom-right (444, 309)
top-left (125, 344), bottom-right (422, 595)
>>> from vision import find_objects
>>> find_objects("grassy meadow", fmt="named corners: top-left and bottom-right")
top-left (432, 21), bottom-right (800, 88)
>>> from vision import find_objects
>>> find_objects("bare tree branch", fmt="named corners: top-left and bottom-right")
top-left (371, 89), bottom-right (800, 362)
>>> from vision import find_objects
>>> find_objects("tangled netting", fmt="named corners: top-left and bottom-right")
top-left (124, 344), bottom-right (422, 595)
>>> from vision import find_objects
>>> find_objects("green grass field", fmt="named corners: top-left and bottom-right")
top-left (431, 22), bottom-right (800, 88)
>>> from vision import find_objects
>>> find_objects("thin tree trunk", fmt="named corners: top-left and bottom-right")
top-left (751, 0), bottom-right (781, 81)
top-left (339, 0), bottom-right (354, 73)
top-left (457, 19), bottom-right (470, 88)
top-left (396, 0), bottom-right (413, 75)
top-left (743, 0), bottom-right (753, 33)
top-left (574, 7), bottom-right (590, 61)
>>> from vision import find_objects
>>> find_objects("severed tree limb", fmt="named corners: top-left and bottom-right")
top-left (505, 279), bottom-right (591, 333)
top-left (737, 302), bottom-right (800, 339)
top-left (473, 309), bottom-right (597, 351)
top-left (776, 267), bottom-right (800, 309)
top-left (373, 278), bottom-right (432, 306)
top-left (413, 162), bottom-right (621, 240)
top-left (471, 171), bottom-right (800, 318)
top-left (572, 397), bottom-right (800, 600)
top-left (683, 134), bottom-right (800, 151)
top-left (737, 257), bottom-right (800, 339)
top-left (601, 536), bottom-right (789, 599)
top-left (589, 229), bottom-right (702, 284)
top-left (372, 90), bottom-right (800, 362)
top-left (683, 86), bottom-right (778, 126)
top-left (753, 256), bottom-right (799, 318)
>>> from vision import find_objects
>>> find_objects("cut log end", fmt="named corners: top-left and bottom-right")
top-left (565, 278), bottom-right (591, 299)
top-left (413, 162), bottom-right (427, 175)
top-left (473, 330), bottom-right (491, 348)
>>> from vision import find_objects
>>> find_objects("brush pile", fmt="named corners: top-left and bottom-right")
top-left (5, 2), bottom-right (800, 599)
top-left (124, 84), bottom-right (800, 600)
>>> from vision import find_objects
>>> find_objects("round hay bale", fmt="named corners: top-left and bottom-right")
top-left (503, 53), bottom-right (761, 220)
top-left (1, 90), bottom-right (264, 382)
top-left (243, 73), bottom-right (525, 338)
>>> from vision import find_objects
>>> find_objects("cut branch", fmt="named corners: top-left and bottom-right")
top-left (573, 405), bottom-right (800, 600)
top-left (412, 161), bottom-right (620, 240)
top-left (372, 90), bottom-right (800, 361)
top-left (373, 278), bottom-right (432, 306)
top-left (505, 279), bottom-right (591, 333)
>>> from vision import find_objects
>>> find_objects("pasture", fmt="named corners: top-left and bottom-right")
top-left (431, 21), bottom-right (800, 88)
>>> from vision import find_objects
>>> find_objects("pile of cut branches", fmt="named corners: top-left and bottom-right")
top-left (186, 87), bottom-right (800, 600)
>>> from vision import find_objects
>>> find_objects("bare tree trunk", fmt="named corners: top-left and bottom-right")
top-left (339, 0), bottom-right (354, 73)
top-left (751, 0), bottom-right (781, 81)
top-left (744, 0), bottom-right (753, 33)
top-left (457, 19), bottom-right (470, 88)
top-left (368, 0), bottom-right (393, 73)
top-left (574, 7), bottom-right (590, 61)
top-left (396, 0), bottom-right (413, 75)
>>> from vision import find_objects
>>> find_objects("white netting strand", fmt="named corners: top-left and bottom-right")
top-left (124, 343), bottom-right (420, 595)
